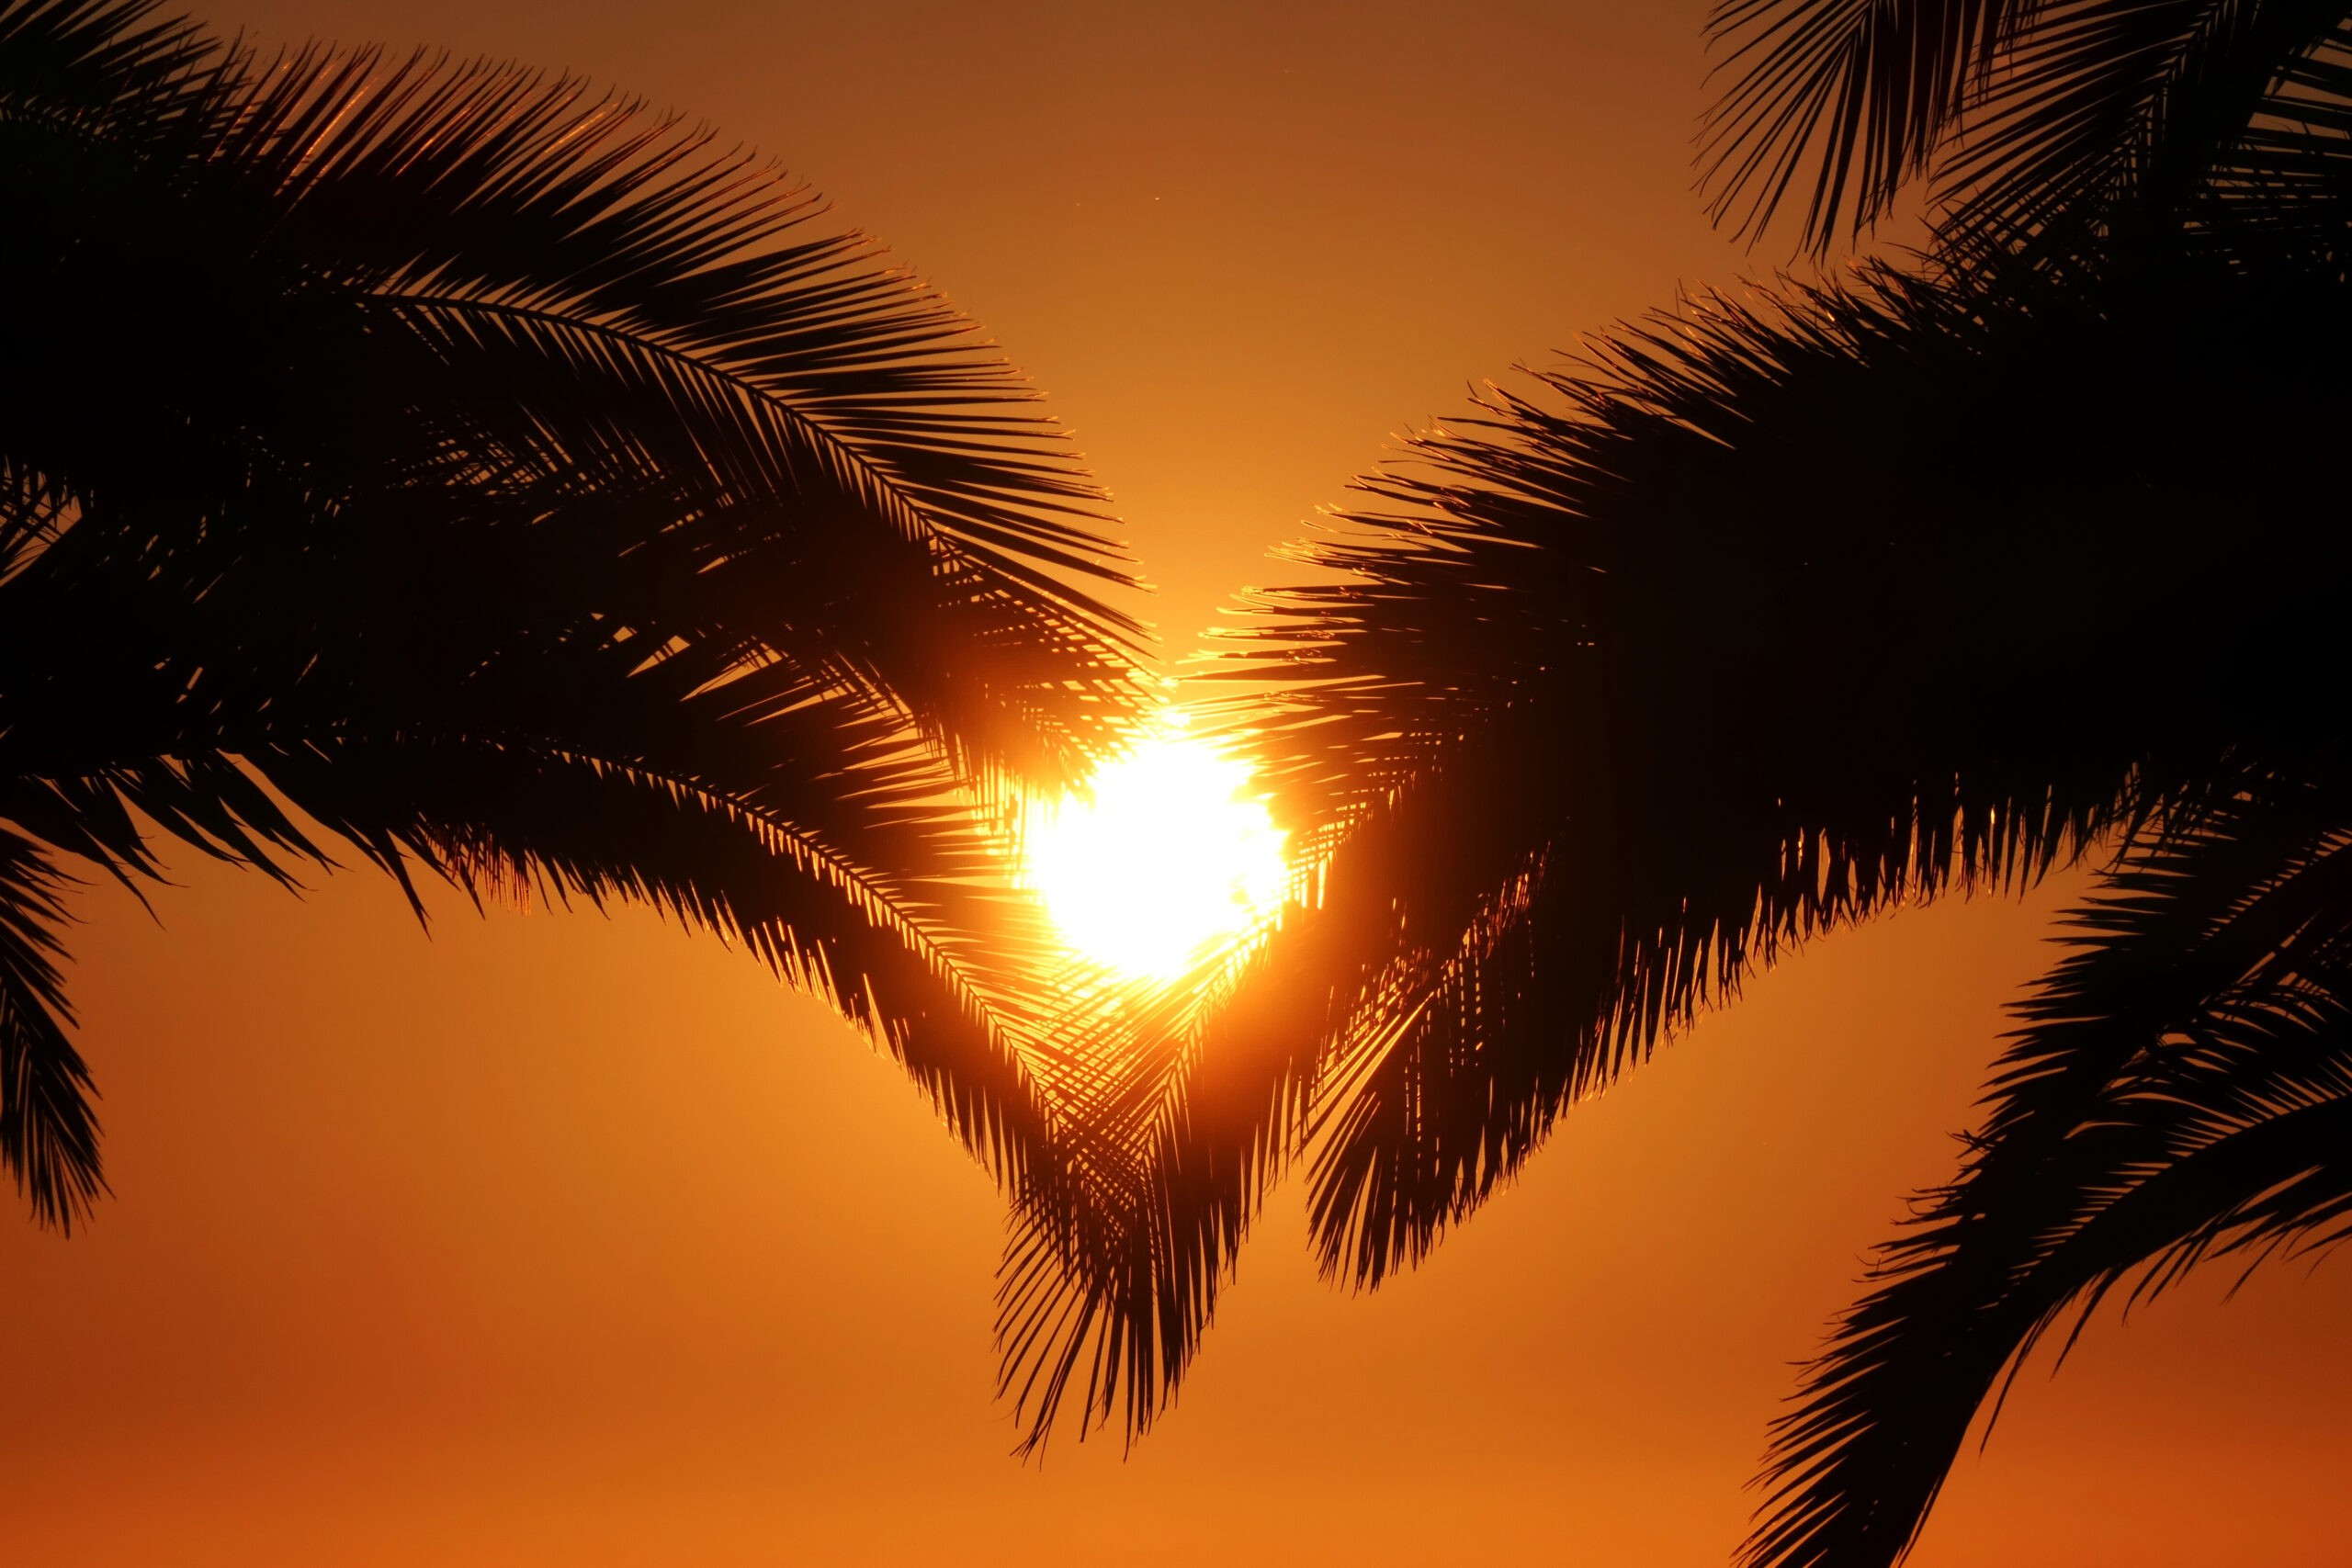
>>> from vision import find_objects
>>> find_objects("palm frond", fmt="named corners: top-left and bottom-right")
top-left (1745, 773), bottom-right (2352, 1568)
top-left (0, 0), bottom-right (1155, 1220)
top-left (1249, 265), bottom-right (2344, 1283)
top-left (994, 906), bottom-right (1355, 1452)
top-left (0, 0), bottom-right (214, 134)
top-left (1940, 1), bottom-right (2352, 275)
top-left (2165, 16), bottom-right (2352, 275)
top-left (4, 9), bottom-right (1149, 779)
top-left (258, 728), bottom-right (1072, 1181)
top-left (1702, 0), bottom-right (2030, 245)
top-left (0, 828), bottom-right (103, 1229)
top-left (1701, 0), bottom-right (2352, 264)
top-left (1001, 260), bottom-right (2352, 1450)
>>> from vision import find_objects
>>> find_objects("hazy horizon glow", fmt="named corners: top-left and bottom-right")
top-left (1023, 721), bottom-right (1288, 979)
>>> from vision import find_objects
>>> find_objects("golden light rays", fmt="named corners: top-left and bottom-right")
top-left (1022, 718), bottom-right (1289, 981)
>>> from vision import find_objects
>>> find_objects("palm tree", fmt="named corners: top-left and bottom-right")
top-left (997, 7), bottom-right (2352, 1563)
top-left (0, 0), bottom-right (1148, 1232)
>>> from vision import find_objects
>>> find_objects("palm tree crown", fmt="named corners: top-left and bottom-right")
top-left (0, 0), bottom-right (1150, 1229)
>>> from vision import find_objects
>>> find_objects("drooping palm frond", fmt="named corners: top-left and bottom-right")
top-left (2169, 15), bottom-right (2352, 274)
top-left (1701, 0), bottom-right (2352, 265)
top-left (0, 0), bottom-right (1153, 1222)
top-left (1272, 261), bottom-right (2346, 1280)
top-left (996, 0), bottom-right (2352, 1525)
top-left (0, 828), bottom-right (103, 1227)
top-left (1942, 4), bottom-right (2352, 274)
top-left (994, 904), bottom-right (1353, 1451)
top-left (1000, 259), bottom-right (2352, 1450)
top-left (1702, 0), bottom-right (2032, 244)
top-left (1745, 770), bottom-right (2352, 1568)
top-left (0, 0), bottom-right (211, 133)
top-left (6, 1), bottom-right (1147, 775)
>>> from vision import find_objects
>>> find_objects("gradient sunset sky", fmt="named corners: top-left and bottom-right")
top-left (6, 4), bottom-right (2348, 1564)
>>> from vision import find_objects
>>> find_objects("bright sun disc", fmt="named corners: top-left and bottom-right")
top-left (1023, 725), bottom-right (1289, 980)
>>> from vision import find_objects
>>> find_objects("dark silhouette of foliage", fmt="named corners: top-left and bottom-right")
top-left (1702, 0), bottom-right (2352, 268)
top-left (1002, 10), bottom-right (2352, 1567)
top-left (1001, 260), bottom-right (2352, 1460)
top-left (1748, 768), bottom-right (2352, 1564)
top-left (0, 0), bottom-right (1149, 1228)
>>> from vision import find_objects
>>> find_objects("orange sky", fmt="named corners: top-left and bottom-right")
top-left (6, 5), bottom-right (2347, 1564)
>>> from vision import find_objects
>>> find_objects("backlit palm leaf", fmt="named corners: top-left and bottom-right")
top-left (1003, 0), bottom-right (2352, 1483)
top-left (0, 0), bottom-right (1149, 1224)
top-left (1702, 0), bottom-right (2352, 265)
top-left (1003, 261), bottom-right (2352, 1449)
top-left (1747, 773), bottom-right (2352, 1567)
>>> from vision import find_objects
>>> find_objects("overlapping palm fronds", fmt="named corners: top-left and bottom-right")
top-left (1702, 0), bottom-right (2352, 271)
top-left (995, 894), bottom-right (1357, 1450)
top-left (0, 0), bottom-right (1151, 1227)
top-left (1747, 772), bottom-right (2352, 1567)
top-left (998, 256), bottom-right (2352, 1452)
top-left (1000, 12), bottom-right (2352, 1541)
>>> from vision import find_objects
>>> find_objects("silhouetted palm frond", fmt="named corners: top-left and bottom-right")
top-left (1702, 0), bottom-right (2352, 265)
top-left (1746, 770), bottom-right (2352, 1568)
top-left (0, 827), bottom-right (102, 1227)
top-left (1001, 258), bottom-right (2352, 1450)
top-left (1001, 3), bottom-right (2352, 1551)
top-left (0, 0), bottom-right (1150, 1223)
top-left (994, 910), bottom-right (1346, 1450)
top-left (1702, 0), bottom-right (2032, 243)
top-left (2166, 15), bottom-right (2352, 275)
top-left (1272, 261), bottom-right (2346, 1280)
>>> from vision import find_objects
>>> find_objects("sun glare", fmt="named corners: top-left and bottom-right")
top-left (1023, 722), bottom-right (1290, 980)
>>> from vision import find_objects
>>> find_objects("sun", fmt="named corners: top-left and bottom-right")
top-left (1022, 721), bottom-right (1290, 980)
